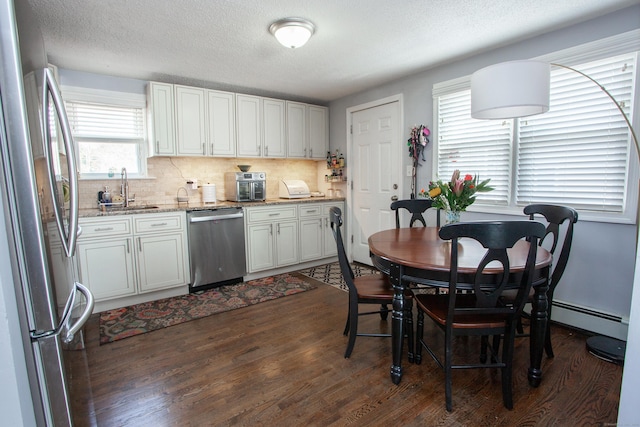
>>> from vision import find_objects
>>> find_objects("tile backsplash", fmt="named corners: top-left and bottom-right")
top-left (80, 157), bottom-right (340, 209)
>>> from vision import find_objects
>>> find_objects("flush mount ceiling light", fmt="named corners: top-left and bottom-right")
top-left (269, 18), bottom-right (315, 49)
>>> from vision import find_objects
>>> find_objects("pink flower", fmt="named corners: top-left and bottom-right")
top-left (452, 179), bottom-right (464, 196)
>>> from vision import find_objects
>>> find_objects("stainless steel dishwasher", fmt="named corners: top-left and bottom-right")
top-left (187, 207), bottom-right (246, 291)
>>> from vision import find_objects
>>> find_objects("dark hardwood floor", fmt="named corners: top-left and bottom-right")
top-left (67, 273), bottom-right (622, 426)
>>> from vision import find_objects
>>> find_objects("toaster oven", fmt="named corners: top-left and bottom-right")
top-left (225, 172), bottom-right (266, 201)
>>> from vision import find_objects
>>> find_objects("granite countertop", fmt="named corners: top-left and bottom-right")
top-left (81, 197), bottom-right (346, 218)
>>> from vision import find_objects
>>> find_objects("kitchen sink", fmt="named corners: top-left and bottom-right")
top-left (122, 205), bottom-right (159, 210)
top-left (102, 205), bottom-right (160, 212)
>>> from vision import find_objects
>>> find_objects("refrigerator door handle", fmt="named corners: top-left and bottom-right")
top-left (43, 68), bottom-right (79, 258)
top-left (30, 282), bottom-right (94, 343)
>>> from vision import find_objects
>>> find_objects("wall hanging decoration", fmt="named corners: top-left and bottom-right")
top-left (408, 125), bottom-right (430, 198)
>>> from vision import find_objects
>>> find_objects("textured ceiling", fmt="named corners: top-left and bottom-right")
top-left (24, 0), bottom-right (640, 104)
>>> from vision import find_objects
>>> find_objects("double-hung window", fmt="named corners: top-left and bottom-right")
top-left (433, 37), bottom-right (639, 222)
top-left (61, 87), bottom-right (147, 179)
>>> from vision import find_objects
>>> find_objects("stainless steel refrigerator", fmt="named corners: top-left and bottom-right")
top-left (1, 0), bottom-right (94, 425)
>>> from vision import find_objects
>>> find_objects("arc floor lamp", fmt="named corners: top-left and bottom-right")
top-left (470, 59), bottom-right (637, 364)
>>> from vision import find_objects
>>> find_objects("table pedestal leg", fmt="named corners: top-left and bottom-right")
top-left (389, 263), bottom-right (404, 385)
top-left (528, 278), bottom-right (549, 387)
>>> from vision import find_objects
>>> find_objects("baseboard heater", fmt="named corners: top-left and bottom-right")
top-left (552, 300), bottom-right (622, 323)
top-left (545, 300), bottom-right (627, 342)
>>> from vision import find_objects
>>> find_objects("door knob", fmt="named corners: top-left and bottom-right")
top-left (391, 195), bottom-right (398, 201)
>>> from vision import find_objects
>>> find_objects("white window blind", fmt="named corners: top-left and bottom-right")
top-left (64, 101), bottom-right (145, 142)
top-left (62, 90), bottom-right (147, 176)
top-left (437, 89), bottom-right (512, 205)
top-left (517, 53), bottom-right (636, 212)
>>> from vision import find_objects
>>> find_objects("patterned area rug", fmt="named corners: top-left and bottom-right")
top-left (297, 262), bottom-right (378, 292)
top-left (99, 274), bottom-right (315, 344)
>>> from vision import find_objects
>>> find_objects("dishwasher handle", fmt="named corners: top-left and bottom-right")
top-left (189, 212), bottom-right (244, 223)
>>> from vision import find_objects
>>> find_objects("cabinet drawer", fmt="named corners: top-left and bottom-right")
top-left (298, 204), bottom-right (323, 218)
top-left (134, 212), bottom-right (185, 234)
top-left (78, 217), bottom-right (132, 240)
top-left (247, 205), bottom-right (297, 223)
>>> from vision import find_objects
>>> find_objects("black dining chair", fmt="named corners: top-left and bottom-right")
top-left (329, 207), bottom-right (414, 360)
top-left (414, 220), bottom-right (546, 412)
top-left (519, 204), bottom-right (579, 357)
top-left (390, 198), bottom-right (441, 228)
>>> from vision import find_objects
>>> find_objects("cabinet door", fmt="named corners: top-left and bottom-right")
top-left (77, 237), bottom-right (136, 301)
top-left (262, 98), bottom-right (286, 158)
top-left (136, 232), bottom-right (187, 293)
top-left (286, 101), bottom-right (307, 158)
top-left (299, 218), bottom-right (323, 261)
top-left (247, 223), bottom-right (275, 272)
top-left (175, 85), bottom-right (207, 156)
top-left (207, 90), bottom-right (236, 156)
top-left (236, 94), bottom-right (262, 157)
top-left (275, 220), bottom-right (298, 267)
top-left (148, 82), bottom-right (176, 156)
top-left (308, 105), bottom-right (329, 159)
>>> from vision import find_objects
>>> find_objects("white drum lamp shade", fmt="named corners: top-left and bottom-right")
top-left (269, 18), bottom-right (315, 49)
top-left (471, 60), bottom-right (551, 119)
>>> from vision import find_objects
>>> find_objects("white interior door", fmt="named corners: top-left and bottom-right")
top-left (350, 99), bottom-right (402, 264)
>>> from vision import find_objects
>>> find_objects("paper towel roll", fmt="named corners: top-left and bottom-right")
top-left (202, 184), bottom-right (217, 203)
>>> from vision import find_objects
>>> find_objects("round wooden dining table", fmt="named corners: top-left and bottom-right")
top-left (368, 226), bottom-right (552, 387)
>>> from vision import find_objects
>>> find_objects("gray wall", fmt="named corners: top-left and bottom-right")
top-left (329, 5), bottom-right (640, 338)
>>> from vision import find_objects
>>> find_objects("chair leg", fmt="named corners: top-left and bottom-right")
top-left (406, 302), bottom-right (414, 363)
top-left (343, 308), bottom-right (350, 336)
top-left (501, 326), bottom-right (516, 410)
top-left (380, 303), bottom-right (389, 320)
top-left (480, 336), bottom-right (488, 363)
top-left (415, 309), bottom-right (424, 365)
top-left (344, 296), bottom-right (359, 358)
top-left (516, 316), bottom-right (524, 335)
top-left (544, 322), bottom-right (554, 358)
top-left (492, 334), bottom-right (502, 363)
top-left (444, 330), bottom-right (453, 412)
top-left (544, 306), bottom-right (554, 358)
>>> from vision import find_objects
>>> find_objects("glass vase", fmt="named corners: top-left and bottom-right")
top-left (445, 210), bottom-right (461, 224)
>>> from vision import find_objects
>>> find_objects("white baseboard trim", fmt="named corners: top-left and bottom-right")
top-left (244, 257), bottom-right (338, 282)
top-left (544, 300), bottom-right (628, 341)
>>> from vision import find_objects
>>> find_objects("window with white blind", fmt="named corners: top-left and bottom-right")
top-left (62, 87), bottom-right (147, 178)
top-left (434, 50), bottom-right (638, 219)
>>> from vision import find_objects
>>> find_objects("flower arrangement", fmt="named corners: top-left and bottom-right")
top-left (420, 170), bottom-right (493, 212)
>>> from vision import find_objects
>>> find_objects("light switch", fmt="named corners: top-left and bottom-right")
top-left (406, 166), bottom-right (413, 177)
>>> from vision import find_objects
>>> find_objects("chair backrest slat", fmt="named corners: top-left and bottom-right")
top-left (390, 199), bottom-right (441, 228)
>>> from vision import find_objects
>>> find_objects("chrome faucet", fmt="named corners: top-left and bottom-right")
top-left (120, 167), bottom-right (130, 207)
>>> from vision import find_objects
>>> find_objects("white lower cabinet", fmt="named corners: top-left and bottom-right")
top-left (77, 212), bottom-right (189, 304)
top-left (77, 236), bottom-right (137, 300)
top-left (246, 201), bottom-right (343, 273)
top-left (299, 201), bottom-right (343, 261)
top-left (246, 205), bottom-right (299, 273)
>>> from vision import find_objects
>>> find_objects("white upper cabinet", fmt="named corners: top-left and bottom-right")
top-left (207, 90), bottom-right (236, 157)
top-left (286, 101), bottom-right (307, 158)
top-left (148, 81), bottom-right (328, 159)
top-left (308, 105), bottom-right (329, 160)
top-left (147, 82), bottom-right (176, 156)
top-left (236, 94), bottom-right (262, 157)
top-left (262, 98), bottom-right (286, 158)
top-left (175, 85), bottom-right (207, 156)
